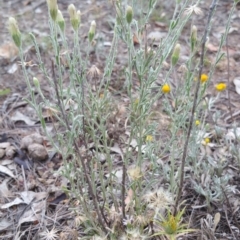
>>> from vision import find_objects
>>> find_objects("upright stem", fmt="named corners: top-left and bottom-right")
top-left (173, 0), bottom-right (219, 216)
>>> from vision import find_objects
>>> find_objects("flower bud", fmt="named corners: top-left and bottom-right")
top-left (171, 43), bottom-right (181, 67)
top-left (126, 5), bottom-right (133, 24)
top-left (191, 25), bottom-right (197, 51)
top-left (56, 10), bottom-right (65, 32)
top-left (8, 17), bottom-right (21, 48)
top-left (33, 77), bottom-right (40, 88)
top-left (68, 4), bottom-right (80, 31)
top-left (46, 0), bottom-right (58, 21)
top-left (88, 20), bottom-right (96, 42)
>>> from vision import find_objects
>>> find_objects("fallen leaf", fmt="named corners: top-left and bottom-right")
top-left (1, 197), bottom-right (23, 209)
top-left (18, 201), bottom-right (46, 226)
top-left (213, 212), bottom-right (221, 232)
top-left (133, 33), bottom-right (140, 46)
top-left (0, 179), bottom-right (11, 197)
top-left (11, 111), bottom-right (36, 126)
top-left (20, 191), bottom-right (47, 204)
top-left (0, 165), bottom-right (16, 179)
top-left (7, 63), bottom-right (18, 74)
top-left (206, 43), bottom-right (219, 52)
top-left (233, 78), bottom-right (240, 95)
top-left (0, 218), bottom-right (12, 231)
top-left (125, 188), bottom-right (133, 206)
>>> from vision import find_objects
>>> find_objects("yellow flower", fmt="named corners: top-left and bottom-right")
top-left (162, 84), bottom-right (171, 94)
top-left (202, 137), bottom-right (210, 146)
top-left (162, 215), bottom-right (178, 234)
top-left (215, 83), bottom-right (226, 92)
top-left (134, 98), bottom-right (139, 105)
top-left (153, 208), bottom-right (196, 239)
top-left (195, 120), bottom-right (200, 126)
top-left (200, 74), bottom-right (208, 83)
top-left (146, 135), bottom-right (153, 142)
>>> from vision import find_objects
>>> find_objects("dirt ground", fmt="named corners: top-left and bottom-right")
top-left (0, 0), bottom-right (240, 239)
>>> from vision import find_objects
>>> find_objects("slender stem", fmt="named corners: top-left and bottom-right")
top-left (173, 0), bottom-right (219, 216)
top-left (51, 60), bottom-right (108, 232)
top-left (226, 29), bottom-right (233, 123)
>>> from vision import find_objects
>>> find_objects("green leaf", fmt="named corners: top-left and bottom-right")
top-left (0, 88), bottom-right (11, 96)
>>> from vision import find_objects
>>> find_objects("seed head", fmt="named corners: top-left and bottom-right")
top-left (8, 17), bottom-right (21, 48)
top-left (128, 166), bottom-right (142, 181)
top-left (87, 65), bottom-right (101, 79)
top-left (46, 0), bottom-right (58, 21)
top-left (184, 4), bottom-right (203, 16)
top-left (143, 188), bottom-right (173, 210)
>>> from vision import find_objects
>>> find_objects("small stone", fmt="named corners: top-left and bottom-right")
top-left (21, 136), bottom-right (33, 149)
top-left (5, 146), bottom-right (16, 158)
top-left (30, 133), bottom-right (44, 144)
top-left (233, 52), bottom-right (240, 62)
top-left (0, 142), bottom-right (10, 149)
top-left (0, 149), bottom-right (5, 159)
top-left (28, 143), bottom-right (48, 161)
top-left (21, 133), bottom-right (43, 149)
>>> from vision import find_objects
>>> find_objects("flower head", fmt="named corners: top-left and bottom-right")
top-left (162, 84), bottom-right (171, 94)
top-left (215, 83), bottom-right (226, 92)
top-left (128, 166), bottom-right (142, 181)
top-left (200, 74), bottom-right (208, 83)
top-left (146, 135), bottom-right (153, 142)
top-left (153, 208), bottom-right (196, 239)
top-left (202, 137), bottom-right (210, 146)
top-left (87, 65), bottom-right (101, 79)
top-left (195, 120), bottom-right (200, 126)
top-left (143, 188), bottom-right (173, 210)
top-left (39, 227), bottom-right (58, 240)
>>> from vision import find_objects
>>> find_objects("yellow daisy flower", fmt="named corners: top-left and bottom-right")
top-left (162, 84), bottom-right (171, 94)
top-left (215, 83), bottom-right (226, 92)
top-left (200, 74), bottom-right (208, 83)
